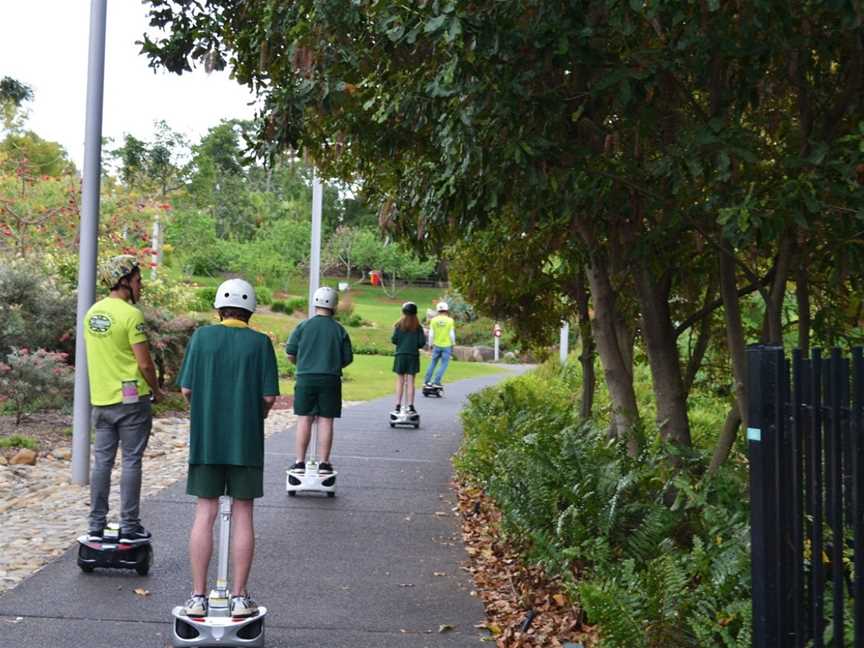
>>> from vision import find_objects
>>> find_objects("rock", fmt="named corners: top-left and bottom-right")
top-left (451, 345), bottom-right (474, 362)
top-left (471, 346), bottom-right (495, 362)
top-left (0, 456), bottom-right (7, 466)
top-left (503, 351), bottom-right (518, 363)
top-left (51, 448), bottom-right (72, 461)
top-left (10, 449), bottom-right (37, 466)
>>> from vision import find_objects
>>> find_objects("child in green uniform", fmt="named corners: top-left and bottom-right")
top-left (390, 301), bottom-right (426, 414)
top-left (177, 278), bottom-right (279, 618)
top-left (285, 286), bottom-right (353, 474)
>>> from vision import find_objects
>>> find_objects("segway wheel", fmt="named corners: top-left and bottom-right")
top-left (327, 492), bottom-right (336, 498)
top-left (389, 422), bottom-right (396, 428)
top-left (135, 544), bottom-right (153, 576)
top-left (288, 491), bottom-right (297, 497)
top-left (413, 423), bottom-right (420, 429)
top-left (79, 564), bottom-right (95, 573)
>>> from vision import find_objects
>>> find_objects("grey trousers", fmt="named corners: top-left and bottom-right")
top-left (88, 399), bottom-right (152, 531)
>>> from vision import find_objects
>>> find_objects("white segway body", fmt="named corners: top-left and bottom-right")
top-left (286, 459), bottom-right (337, 497)
top-left (171, 497), bottom-right (266, 647)
top-left (389, 409), bottom-right (420, 429)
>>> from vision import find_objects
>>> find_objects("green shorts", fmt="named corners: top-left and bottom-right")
top-left (392, 354), bottom-right (420, 375)
top-left (186, 464), bottom-right (264, 499)
top-left (294, 375), bottom-right (342, 418)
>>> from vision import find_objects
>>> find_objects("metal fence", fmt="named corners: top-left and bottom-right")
top-left (748, 345), bottom-right (864, 647)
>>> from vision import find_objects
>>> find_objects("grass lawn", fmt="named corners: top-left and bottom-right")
top-left (279, 353), bottom-right (505, 401)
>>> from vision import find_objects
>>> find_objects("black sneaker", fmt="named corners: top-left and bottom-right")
top-left (87, 528), bottom-right (104, 542)
top-left (394, 404), bottom-right (401, 413)
top-left (407, 405), bottom-right (417, 414)
top-left (119, 526), bottom-right (152, 544)
top-left (318, 462), bottom-right (334, 474)
top-left (290, 461), bottom-right (305, 472)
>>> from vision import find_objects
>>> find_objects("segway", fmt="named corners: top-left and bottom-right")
top-left (286, 418), bottom-right (337, 497)
top-left (171, 496), bottom-right (267, 647)
top-left (389, 407), bottom-right (420, 429)
top-left (77, 522), bottom-right (153, 575)
top-left (422, 383), bottom-right (444, 398)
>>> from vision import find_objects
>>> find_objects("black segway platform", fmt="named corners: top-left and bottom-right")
top-left (77, 523), bottom-right (152, 575)
top-left (422, 384), bottom-right (443, 398)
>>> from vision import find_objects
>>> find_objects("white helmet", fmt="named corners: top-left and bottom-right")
top-left (313, 286), bottom-right (338, 311)
top-left (214, 278), bottom-right (257, 313)
top-left (436, 301), bottom-right (449, 312)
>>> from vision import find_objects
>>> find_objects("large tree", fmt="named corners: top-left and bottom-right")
top-left (141, 0), bottom-right (864, 466)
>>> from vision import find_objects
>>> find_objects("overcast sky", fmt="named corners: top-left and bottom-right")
top-left (0, 1), bottom-right (256, 170)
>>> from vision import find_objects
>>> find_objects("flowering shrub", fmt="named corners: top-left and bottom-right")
top-left (0, 347), bottom-right (74, 424)
top-left (142, 307), bottom-right (201, 387)
top-left (0, 261), bottom-right (76, 357)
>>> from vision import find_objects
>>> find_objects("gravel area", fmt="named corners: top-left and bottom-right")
top-left (0, 408), bottom-right (299, 595)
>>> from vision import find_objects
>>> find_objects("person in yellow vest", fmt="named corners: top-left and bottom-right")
top-left (423, 301), bottom-right (456, 388)
top-left (83, 255), bottom-right (163, 545)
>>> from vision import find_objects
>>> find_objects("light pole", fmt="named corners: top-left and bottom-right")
top-left (559, 321), bottom-right (569, 365)
top-left (71, 0), bottom-right (107, 485)
top-left (307, 170), bottom-right (323, 312)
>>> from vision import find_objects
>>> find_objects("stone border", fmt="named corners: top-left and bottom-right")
top-left (0, 409), bottom-right (302, 595)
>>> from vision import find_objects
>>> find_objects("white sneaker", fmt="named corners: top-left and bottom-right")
top-left (184, 594), bottom-right (208, 617)
top-left (231, 594), bottom-right (258, 617)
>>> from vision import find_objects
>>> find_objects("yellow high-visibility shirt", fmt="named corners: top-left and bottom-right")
top-left (83, 297), bottom-right (150, 406)
top-left (429, 314), bottom-right (455, 348)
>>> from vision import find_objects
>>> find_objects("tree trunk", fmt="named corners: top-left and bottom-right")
top-left (683, 275), bottom-right (717, 395)
top-left (573, 275), bottom-right (595, 420)
top-left (796, 259), bottom-right (811, 355)
top-left (715, 240), bottom-right (748, 466)
top-left (708, 405), bottom-right (741, 475)
top-left (585, 255), bottom-right (641, 455)
top-left (764, 229), bottom-right (794, 344)
top-left (634, 262), bottom-right (692, 450)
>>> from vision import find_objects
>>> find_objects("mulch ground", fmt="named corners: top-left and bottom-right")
top-left (0, 410), bottom-right (72, 461)
top-left (455, 480), bottom-right (596, 648)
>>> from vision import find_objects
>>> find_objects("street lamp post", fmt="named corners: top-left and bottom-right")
top-left (71, 0), bottom-right (107, 485)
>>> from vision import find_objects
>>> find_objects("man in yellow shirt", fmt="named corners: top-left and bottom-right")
top-left (83, 255), bottom-right (163, 544)
top-left (423, 301), bottom-right (456, 388)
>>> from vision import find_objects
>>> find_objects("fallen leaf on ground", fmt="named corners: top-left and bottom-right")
top-left (133, 588), bottom-right (150, 597)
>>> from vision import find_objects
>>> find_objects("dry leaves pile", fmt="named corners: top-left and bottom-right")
top-left (456, 480), bottom-right (596, 648)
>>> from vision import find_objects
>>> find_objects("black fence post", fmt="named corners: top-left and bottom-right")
top-left (748, 345), bottom-right (783, 646)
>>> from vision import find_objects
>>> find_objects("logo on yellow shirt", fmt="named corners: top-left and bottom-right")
top-left (88, 313), bottom-right (113, 335)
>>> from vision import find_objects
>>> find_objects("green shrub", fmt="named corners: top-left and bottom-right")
top-left (0, 261), bottom-right (76, 357)
top-left (352, 342), bottom-right (394, 356)
top-left (286, 297), bottom-right (307, 312)
top-left (0, 347), bottom-right (74, 424)
top-left (142, 308), bottom-right (200, 388)
top-left (0, 434), bottom-right (38, 450)
top-left (271, 300), bottom-right (293, 314)
top-left (455, 362), bottom-right (752, 648)
top-left (191, 286), bottom-right (217, 312)
top-left (256, 286), bottom-right (273, 305)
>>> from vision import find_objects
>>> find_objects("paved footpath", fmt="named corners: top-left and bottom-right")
top-left (0, 367), bottom-right (526, 648)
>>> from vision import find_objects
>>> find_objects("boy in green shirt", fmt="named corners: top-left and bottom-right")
top-left (177, 278), bottom-right (279, 618)
top-left (284, 286), bottom-right (353, 474)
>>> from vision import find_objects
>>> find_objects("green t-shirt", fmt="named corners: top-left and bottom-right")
top-left (178, 321), bottom-right (279, 467)
top-left (429, 314), bottom-right (455, 348)
top-left (391, 325), bottom-right (426, 356)
top-left (83, 297), bottom-right (150, 406)
top-left (284, 315), bottom-right (353, 377)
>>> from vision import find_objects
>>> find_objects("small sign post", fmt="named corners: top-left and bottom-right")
top-left (493, 323), bottom-right (502, 361)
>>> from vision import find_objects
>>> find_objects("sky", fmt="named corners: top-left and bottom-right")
top-left (0, 1), bottom-right (257, 170)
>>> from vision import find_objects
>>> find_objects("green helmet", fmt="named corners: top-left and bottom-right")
top-left (99, 255), bottom-right (140, 289)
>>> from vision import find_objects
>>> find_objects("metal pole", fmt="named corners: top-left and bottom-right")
top-left (307, 171), bottom-right (322, 313)
top-left (494, 335), bottom-right (499, 362)
top-left (71, 0), bottom-right (107, 485)
top-left (307, 170), bottom-right (323, 464)
top-left (559, 321), bottom-right (569, 365)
